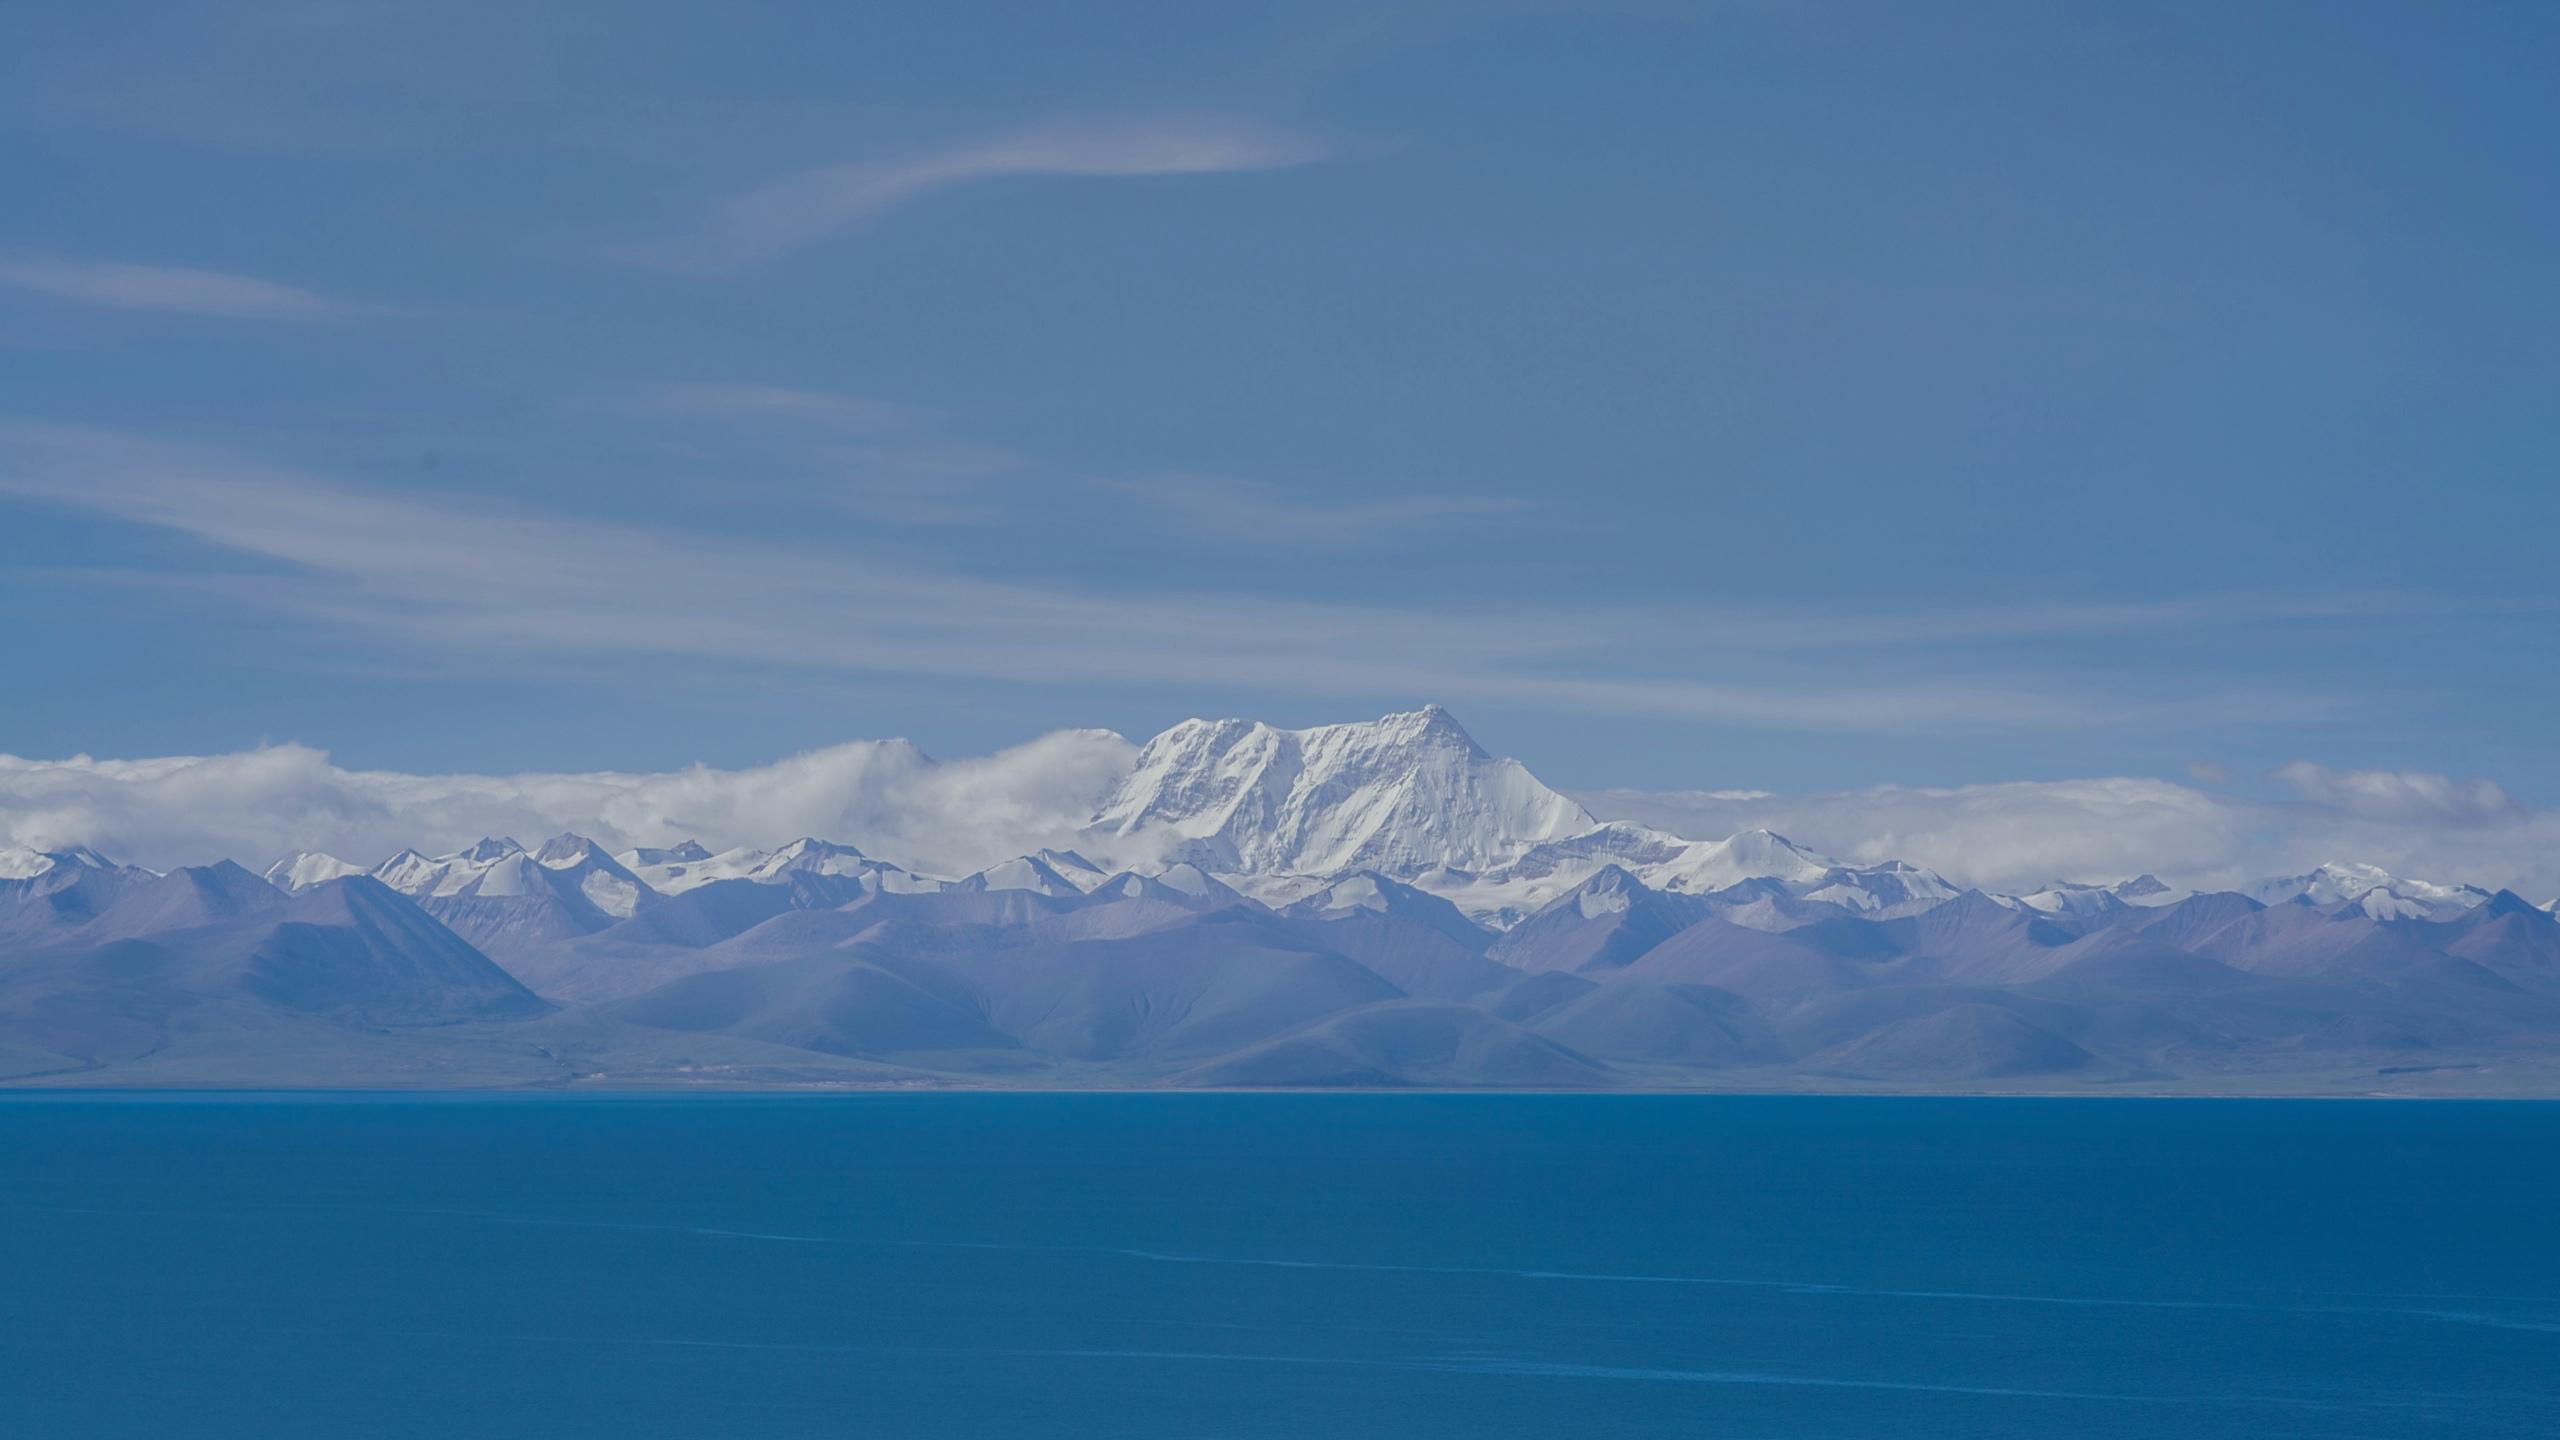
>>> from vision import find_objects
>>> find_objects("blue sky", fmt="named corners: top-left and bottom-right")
top-left (2, 0), bottom-right (2554, 806)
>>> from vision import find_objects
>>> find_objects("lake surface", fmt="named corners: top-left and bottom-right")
top-left (3, 1094), bottom-right (2555, 1439)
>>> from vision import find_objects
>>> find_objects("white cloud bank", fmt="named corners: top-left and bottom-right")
top-left (1579, 762), bottom-right (2560, 901)
top-left (6, 731), bottom-right (2555, 903)
top-left (0, 732), bottom-right (1137, 879)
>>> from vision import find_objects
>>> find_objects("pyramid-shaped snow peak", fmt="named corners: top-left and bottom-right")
top-left (0, 844), bottom-right (121, 881)
top-left (1089, 706), bottom-right (1593, 878)
top-left (533, 833), bottom-right (606, 867)
top-left (747, 837), bottom-right (873, 882)
top-left (262, 851), bottom-right (364, 894)
top-left (1647, 828), bottom-right (1837, 893)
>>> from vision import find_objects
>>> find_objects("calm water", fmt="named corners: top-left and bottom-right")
top-left (3, 1094), bottom-right (2555, 1439)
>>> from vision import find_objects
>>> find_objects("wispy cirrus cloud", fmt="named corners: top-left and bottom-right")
top-left (644, 382), bottom-right (921, 432)
top-left (0, 257), bottom-right (359, 321)
top-left (1094, 472), bottom-right (1532, 545)
top-left (0, 420), bottom-right (2356, 737)
top-left (643, 117), bottom-right (1333, 268)
top-left (627, 380), bottom-right (1023, 524)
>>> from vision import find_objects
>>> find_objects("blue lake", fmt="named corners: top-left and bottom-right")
top-left (4, 1094), bottom-right (2555, 1438)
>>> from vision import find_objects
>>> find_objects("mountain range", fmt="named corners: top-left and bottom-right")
top-left (6, 707), bottom-right (2558, 1092)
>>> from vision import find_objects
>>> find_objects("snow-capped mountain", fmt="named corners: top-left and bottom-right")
top-left (1088, 706), bottom-right (1595, 877)
top-left (367, 833), bottom-right (652, 919)
top-left (2001, 874), bottom-right (2187, 920)
top-left (617, 836), bottom-right (938, 896)
top-left (8, 710), bottom-right (2538, 948)
top-left (747, 837), bottom-right (880, 883)
top-left (2245, 862), bottom-right (2491, 921)
top-left (958, 853), bottom-right (1089, 897)
top-left (263, 851), bottom-right (364, 893)
top-left (24, 706), bottom-right (2560, 1095)
top-left (0, 844), bottom-right (159, 941)
top-left (953, 848), bottom-right (1114, 897)
top-left (617, 840), bottom-right (762, 894)
top-left (1648, 828), bottom-right (1835, 891)
top-left (0, 844), bottom-right (124, 881)
top-left (1640, 828), bottom-right (1958, 918)
top-left (1368, 819), bottom-right (1954, 928)
top-left (1800, 859), bottom-right (1964, 917)
top-left (1079, 862), bottom-right (1251, 912)
top-left (373, 836), bottom-right (528, 898)
top-left (531, 834), bottom-right (653, 919)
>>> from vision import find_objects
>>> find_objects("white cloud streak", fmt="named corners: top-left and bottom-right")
top-left (0, 421), bottom-right (2364, 736)
top-left (631, 381), bottom-right (1026, 524)
top-left (1093, 472), bottom-right (1531, 544)
top-left (652, 118), bottom-right (1332, 267)
top-left (645, 382), bottom-right (922, 431)
top-left (0, 257), bottom-right (356, 321)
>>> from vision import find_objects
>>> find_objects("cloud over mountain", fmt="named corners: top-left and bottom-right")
top-left (4, 708), bottom-right (2556, 903)
top-left (0, 731), bottom-right (1135, 879)
top-left (1578, 770), bottom-right (2560, 899)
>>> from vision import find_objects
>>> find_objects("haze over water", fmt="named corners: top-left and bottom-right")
top-left (4, 1094), bottom-right (2555, 1439)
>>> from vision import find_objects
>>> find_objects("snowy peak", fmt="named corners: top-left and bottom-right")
top-left (532, 833), bottom-right (607, 868)
top-left (263, 851), bottom-right (363, 893)
top-left (0, 843), bottom-right (121, 880)
top-left (747, 837), bottom-right (875, 884)
top-left (369, 849), bottom-right (444, 896)
top-left (1570, 864), bottom-right (1649, 918)
top-left (1485, 864), bottom-right (1711, 973)
top-left (530, 833), bottom-right (652, 918)
top-left (618, 843), bottom-right (764, 894)
top-left (1798, 859), bottom-right (1962, 918)
top-left (1088, 863), bottom-right (1252, 912)
top-left (1032, 848), bottom-right (1108, 888)
top-left (961, 854), bottom-right (1087, 898)
top-left (2247, 862), bottom-right (2489, 920)
top-left (1287, 870), bottom-right (1414, 918)
top-left (1151, 861), bottom-right (1247, 906)
top-left (1378, 703), bottom-right (1487, 756)
top-left (1089, 706), bottom-right (1593, 877)
top-left (1281, 869), bottom-right (1491, 949)
top-left (1418, 820), bottom-right (1955, 928)
top-left (1648, 828), bottom-right (1837, 893)
top-left (616, 836), bottom-right (906, 896)
top-left (2006, 875), bottom-right (2186, 920)
top-left (369, 835), bottom-right (626, 911)
top-left (1626, 827), bottom-right (1959, 919)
